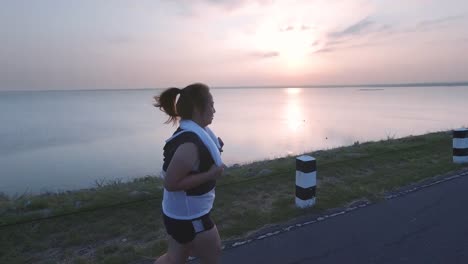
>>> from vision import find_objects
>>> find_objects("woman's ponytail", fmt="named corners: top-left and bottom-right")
top-left (154, 83), bottom-right (210, 125)
top-left (154, 87), bottom-right (181, 124)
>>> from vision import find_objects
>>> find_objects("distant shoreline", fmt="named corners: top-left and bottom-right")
top-left (1, 81), bottom-right (468, 92)
top-left (217, 81), bottom-right (468, 90)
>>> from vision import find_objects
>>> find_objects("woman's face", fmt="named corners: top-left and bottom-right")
top-left (202, 93), bottom-right (215, 126)
top-left (193, 93), bottom-right (216, 127)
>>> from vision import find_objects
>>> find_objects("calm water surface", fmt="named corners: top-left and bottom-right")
top-left (1, 86), bottom-right (467, 195)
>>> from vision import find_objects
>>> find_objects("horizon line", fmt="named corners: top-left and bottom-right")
top-left (1, 81), bottom-right (468, 92)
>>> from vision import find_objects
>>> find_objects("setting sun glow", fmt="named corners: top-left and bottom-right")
top-left (2, 0), bottom-right (468, 90)
top-left (277, 29), bottom-right (315, 69)
top-left (253, 19), bottom-right (317, 70)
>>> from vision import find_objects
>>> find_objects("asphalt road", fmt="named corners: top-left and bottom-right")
top-left (215, 170), bottom-right (468, 264)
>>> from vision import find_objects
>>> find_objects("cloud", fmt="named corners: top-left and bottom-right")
top-left (326, 40), bottom-right (345, 46)
top-left (417, 14), bottom-right (465, 28)
top-left (279, 24), bottom-right (313, 32)
top-left (314, 48), bottom-right (334, 54)
top-left (313, 39), bottom-right (387, 55)
top-left (314, 18), bottom-right (393, 54)
top-left (310, 40), bottom-right (320, 47)
top-left (400, 14), bottom-right (466, 35)
top-left (205, 0), bottom-right (273, 8)
top-left (280, 25), bottom-right (294, 32)
top-left (170, 0), bottom-right (273, 14)
top-left (249, 51), bottom-right (280, 58)
top-left (330, 17), bottom-right (375, 38)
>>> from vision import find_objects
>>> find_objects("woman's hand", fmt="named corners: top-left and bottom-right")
top-left (208, 164), bottom-right (224, 180)
top-left (218, 137), bottom-right (224, 152)
top-left (164, 142), bottom-right (225, 191)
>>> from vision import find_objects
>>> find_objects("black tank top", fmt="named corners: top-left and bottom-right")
top-left (162, 128), bottom-right (216, 196)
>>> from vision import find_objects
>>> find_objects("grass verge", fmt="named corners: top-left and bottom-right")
top-left (0, 131), bottom-right (466, 263)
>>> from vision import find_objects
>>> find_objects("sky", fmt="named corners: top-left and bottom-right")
top-left (1, 0), bottom-right (468, 90)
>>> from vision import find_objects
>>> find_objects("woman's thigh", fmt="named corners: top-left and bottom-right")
top-left (191, 225), bottom-right (222, 264)
top-left (165, 236), bottom-right (192, 264)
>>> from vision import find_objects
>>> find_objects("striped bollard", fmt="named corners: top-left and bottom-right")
top-left (453, 128), bottom-right (468, 163)
top-left (296, 155), bottom-right (316, 208)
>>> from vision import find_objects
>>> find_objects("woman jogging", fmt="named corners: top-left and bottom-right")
top-left (154, 83), bottom-right (224, 264)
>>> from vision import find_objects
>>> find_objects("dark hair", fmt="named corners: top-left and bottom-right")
top-left (154, 83), bottom-right (211, 124)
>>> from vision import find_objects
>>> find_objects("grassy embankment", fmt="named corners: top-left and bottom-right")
top-left (0, 131), bottom-right (467, 264)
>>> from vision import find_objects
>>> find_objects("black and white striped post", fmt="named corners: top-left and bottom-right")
top-left (453, 128), bottom-right (468, 164)
top-left (296, 155), bottom-right (316, 208)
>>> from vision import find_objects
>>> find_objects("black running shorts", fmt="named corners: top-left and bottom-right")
top-left (162, 212), bottom-right (215, 244)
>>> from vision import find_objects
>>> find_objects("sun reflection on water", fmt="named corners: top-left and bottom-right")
top-left (284, 88), bottom-right (305, 132)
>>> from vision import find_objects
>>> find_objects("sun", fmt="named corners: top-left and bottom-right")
top-left (254, 23), bottom-right (315, 70)
top-left (277, 30), bottom-right (314, 69)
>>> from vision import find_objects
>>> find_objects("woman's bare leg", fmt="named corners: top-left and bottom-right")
top-left (154, 236), bottom-right (192, 264)
top-left (191, 225), bottom-right (222, 264)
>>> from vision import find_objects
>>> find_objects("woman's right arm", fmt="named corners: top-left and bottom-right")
top-left (164, 142), bottom-right (223, 192)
